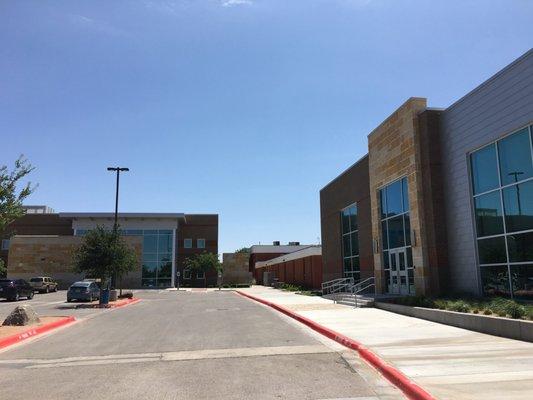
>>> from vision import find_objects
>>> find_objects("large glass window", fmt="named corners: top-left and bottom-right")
top-left (341, 204), bottom-right (359, 281)
top-left (470, 124), bottom-right (533, 298)
top-left (379, 177), bottom-right (413, 294)
top-left (470, 143), bottom-right (499, 194)
top-left (75, 228), bottom-right (175, 288)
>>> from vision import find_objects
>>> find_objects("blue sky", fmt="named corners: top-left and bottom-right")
top-left (2, 0), bottom-right (532, 254)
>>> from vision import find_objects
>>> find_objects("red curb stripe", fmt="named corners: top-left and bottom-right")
top-left (75, 297), bottom-right (141, 309)
top-left (0, 316), bottom-right (76, 350)
top-left (235, 290), bottom-right (436, 400)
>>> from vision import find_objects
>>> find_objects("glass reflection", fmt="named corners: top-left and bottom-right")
top-left (503, 180), bottom-right (533, 233)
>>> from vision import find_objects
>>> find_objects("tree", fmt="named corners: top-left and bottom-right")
top-left (73, 226), bottom-right (137, 302)
top-left (184, 252), bottom-right (221, 287)
top-left (235, 247), bottom-right (250, 254)
top-left (0, 156), bottom-right (36, 279)
top-left (0, 155), bottom-right (36, 234)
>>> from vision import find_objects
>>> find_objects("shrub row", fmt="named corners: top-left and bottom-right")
top-left (393, 295), bottom-right (533, 320)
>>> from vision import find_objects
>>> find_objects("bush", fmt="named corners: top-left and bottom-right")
top-left (447, 300), bottom-right (471, 313)
top-left (504, 302), bottom-right (527, 319)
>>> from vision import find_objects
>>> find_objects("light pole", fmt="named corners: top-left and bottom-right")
top-left (107, 167), bottom-right (129, 290)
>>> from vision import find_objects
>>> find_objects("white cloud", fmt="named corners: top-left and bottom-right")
top-left (68, 14), bottom-right (128, 37)
top-left (221, 0), bottom-right (253, 7)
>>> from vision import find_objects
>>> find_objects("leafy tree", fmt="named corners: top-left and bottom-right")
top-left (184, 252), bottom-right (221, 287)
top-left (235, 247), bottom-right (250, 254)
top-left (73, 226), bottom-right (137, 301)
top-left (0, 156), bottom-right (36, 234)
top-left (0, 156), bottom-right (36, 278)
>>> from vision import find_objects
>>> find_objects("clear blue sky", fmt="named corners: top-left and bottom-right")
top-left (2, 0), bottom-right (531, 254)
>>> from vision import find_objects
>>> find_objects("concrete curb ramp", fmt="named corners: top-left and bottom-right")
top-left (235, 290), bottom-right (436, 400)
top-left (0, 316), bottom-right (76, 350)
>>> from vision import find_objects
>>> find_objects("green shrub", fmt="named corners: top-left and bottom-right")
top-left (504, 302), bottom-right (527, 319)
top-left (447, 300), bottom-right (470, 313)
top-left (483, 309), bottom-right (492, 315)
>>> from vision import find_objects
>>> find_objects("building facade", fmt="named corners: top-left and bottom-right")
top-left (255, 246), bottom-right (323, 289)
top-left (320, 49), bottom-right (533, 299)
top-left (1, 211), bottom-right (218, 288)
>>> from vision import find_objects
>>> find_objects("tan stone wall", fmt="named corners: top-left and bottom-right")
top-left (222, 252), bottom-right (252, 284)
top-left (7, 235), bottom-right (143, 289)
top-left (368, 97), bottom-right (431, 295)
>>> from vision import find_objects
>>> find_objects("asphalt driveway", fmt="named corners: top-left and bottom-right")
top-left (0, 290), bottom-right (402, 400)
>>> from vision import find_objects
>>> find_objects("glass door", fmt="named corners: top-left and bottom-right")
top-left (388, 249), bottom-right (409, 295)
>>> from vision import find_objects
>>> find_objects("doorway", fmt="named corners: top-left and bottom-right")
top-left (388, 248), bottom-right (409, 295)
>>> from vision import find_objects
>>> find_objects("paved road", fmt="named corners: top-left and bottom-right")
top-left (0, 290), bottom-right (402, 399)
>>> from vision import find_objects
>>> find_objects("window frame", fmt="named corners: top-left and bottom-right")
top-left (469, 123), bottom-right (533, 299)
top-left (1, 239), bottom-right (10, 251)
top-left (197, 238), bottom-right (206, 249)
top-left (340, 203), bottom-right (359, 280)
top-left (183, 238), bottom-right (192, 249)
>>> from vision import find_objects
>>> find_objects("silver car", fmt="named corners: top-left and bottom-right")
top-left (67, 281), bottom-right (100, 302)
top-left (30, 276), bottom-right (58, 293)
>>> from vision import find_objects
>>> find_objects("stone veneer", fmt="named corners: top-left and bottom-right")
top-left (368, 97), bottom-right (431, 295)
top-left (222, 252), bottom-right (253, 285)
top-left (7, 235), bottom-right (143, 289)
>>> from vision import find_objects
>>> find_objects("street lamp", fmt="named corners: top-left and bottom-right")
top-left (107, 167), bottom-right (129, 291)
top-left (107, 167), bottom-right (129, 232)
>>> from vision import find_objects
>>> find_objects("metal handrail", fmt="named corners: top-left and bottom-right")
top-left (350, 277), bottom-right (375, 308)
top-left (321, 277), bottom-right (354, 298)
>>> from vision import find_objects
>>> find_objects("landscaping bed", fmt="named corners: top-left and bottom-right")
top-left (390, 296), bottom-right (533, 320)
top-left (278, 283), bottom-right (321, 296)
top-left (376, 296), bottom-right (533, 342)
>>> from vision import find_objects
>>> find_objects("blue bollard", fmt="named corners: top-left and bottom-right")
top-left (100, 288), bottom-right (110, 304)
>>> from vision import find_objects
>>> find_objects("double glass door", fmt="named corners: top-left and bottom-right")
top-left (388, 248), bottom-right (409, 295)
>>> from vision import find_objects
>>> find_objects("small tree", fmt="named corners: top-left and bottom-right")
top-left (235, 247), bottom-right (250, 254)
top-left (0, 156), bottom-right (36, 279)
top-left (184, 252), bottom-right (221, 287)
top-left (73, 226), bottom-right (137, 302)
top-left (0, 155), bottom-right (36, 234)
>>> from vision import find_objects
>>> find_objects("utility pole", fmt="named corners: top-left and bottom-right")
top-left (107, 167), bottom-right (129, 290)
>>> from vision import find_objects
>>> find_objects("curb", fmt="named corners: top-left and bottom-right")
top-left (0, 316), bottom-right (76, 350)
top-left (75, 298), bottom-right (141, 309)
top-left (235, 290), bottom-right (436, 400)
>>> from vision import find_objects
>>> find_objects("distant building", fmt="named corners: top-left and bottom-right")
top-left (255, 245), bottom-right (322, 289)
top-left (1, 210), bottom-right (218, 288)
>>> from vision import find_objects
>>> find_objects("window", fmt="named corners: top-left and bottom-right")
top-left (184, 238), bottom-right (192, 248)
top-left (197, 271), bottom-right (205, 279)
top-left (1, 239), bottom-right (9, 251)
top-left (341, 204), bottom-right (359, 281)
top-left (183, 268), bottom-right (191, 279)
top-left (379, 176), bottom-right (414, 295)
top-left (197, 239), bottom-right (206, 249)
top-left (470, 124), bottom-right (533, 298)
top-left (141, 229), bottom-right (174, 288)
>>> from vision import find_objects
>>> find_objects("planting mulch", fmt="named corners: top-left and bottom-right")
top-left (0, 316), bottom-right (65, 340)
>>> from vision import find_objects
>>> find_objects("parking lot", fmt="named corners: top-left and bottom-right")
top-left (0, 290), bottom-right (105, 321)
top-left (0, 290), bottom-right (401, 399)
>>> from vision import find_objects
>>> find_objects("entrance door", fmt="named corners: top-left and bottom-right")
top-left (388, 249), bottom-right (409, 295)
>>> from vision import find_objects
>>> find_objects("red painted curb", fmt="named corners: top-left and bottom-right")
top-left (76, 297), bottom-right (141, 309)
top-left (0, 316), bottom-right (76, 350)
top-left (235, 290), bottom-right (436, 400)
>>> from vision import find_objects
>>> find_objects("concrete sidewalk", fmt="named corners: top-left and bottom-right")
top-left (237, 286), bottom-right (533, 400)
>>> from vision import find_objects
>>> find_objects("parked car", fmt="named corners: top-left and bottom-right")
top-left (29, 276), bottom-right (58, 293)
top-left (0, 279), bottom-right (35, 301)
top-left (67, 281), bottom-right (100, 302)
